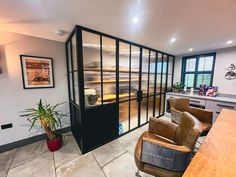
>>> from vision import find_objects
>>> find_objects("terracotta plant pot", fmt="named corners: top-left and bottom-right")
top-left (46, 134), bottom-right (62, 152)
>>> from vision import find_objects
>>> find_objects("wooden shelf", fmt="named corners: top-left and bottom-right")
top-left (98, 93), bottom-right (135, 102)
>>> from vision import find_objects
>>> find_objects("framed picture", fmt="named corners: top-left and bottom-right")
top-left (20, 55), bottom-right (54, 89)
top-left (0, 45), bottom-right (6, 77)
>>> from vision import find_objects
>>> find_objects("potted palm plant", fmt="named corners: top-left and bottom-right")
top-left (20, 99), bottom-right (67, 152)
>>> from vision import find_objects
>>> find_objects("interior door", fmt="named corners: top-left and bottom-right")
top-left (118, 43), bottom-right (141, 135)
top-left (140, 49), bottom-right (157, 125)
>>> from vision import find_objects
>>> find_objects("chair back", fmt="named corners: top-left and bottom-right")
top-left (170, 97), bottom-right (190, 112)
top-left (175, 112), bottom-right (202, 150)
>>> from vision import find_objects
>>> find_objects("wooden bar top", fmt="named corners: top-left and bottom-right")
top-left (183, 109), bottom-right (236, 177)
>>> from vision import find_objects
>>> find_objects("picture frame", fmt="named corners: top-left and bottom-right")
top-left (0, 45), bottom-right (6, 78)
top-left (20, 55), bottom-right (55, 89)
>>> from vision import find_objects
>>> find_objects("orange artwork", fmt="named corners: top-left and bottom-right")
top-left (20, 55), bottom-right (54, 89)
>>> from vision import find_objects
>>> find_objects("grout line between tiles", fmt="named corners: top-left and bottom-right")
top-left (101, 151), bottom-right (128, 168)
top-left (6, 149), bottom-right (16, 177)
top-left (8, 152), bottom-right (51, 170)
top-left (91, 153), bottom-right (108, 177)
top-left (53, 152), bottom-right (57, 177)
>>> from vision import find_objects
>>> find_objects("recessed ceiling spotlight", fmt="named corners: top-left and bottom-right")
top-left (132, 16), bottom-right (139, 24)
top-left (55, 29), bottom-right (65, 36)
top-left (189, 48), bottom-right (193, 52)
top-left (226, 40), bottom-right (233, 44)
top-left (170, 37), bottom-right (176, 43)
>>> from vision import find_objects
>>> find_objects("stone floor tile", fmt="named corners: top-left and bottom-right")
top-left (56, 153), bottom-right (105, 177)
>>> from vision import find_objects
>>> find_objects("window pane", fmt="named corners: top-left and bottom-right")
top-left (155, 95), bottom-right (160, 117)
top-left (130, 100), bottom-right (138, 130)
top-left (142, 49), bottom-right (149, 96)
top-left (198, 56), bottom-right (214, 71)
top-left (196, 74), bottom-right (211, 87)
top-left (73, 71), bottom-right (79, 105)
top-left (119, 102), bottom-right (129, 135)
top-left (119, 42), bottom-right (129, 101)
top-left (131, 45), bottom-right (140, 99)
top-left (67, 42), bottom-right (72, 72)
top-left (72, 34), bottom-right (77, 71)
top-left (102, 36), bottom-right (116, 104)
top-left (148, 96), bottom-right (154, 120)
top-left (140, 97), bottom-right (148, 125)
top-left (69, 73), bottom-right (74, 100)
top-left (161, 55), bottom-right (167, 92)
top-left (156, 53), bottom-right (162, 93)
top-left (184, 74), bottom-right (195, 87)
top-left (82, 31), bottom-right (101, 107)
top-left (150, 52), bottom-right (156, 74)
top-left (185, 58), bottom-right (196, 72)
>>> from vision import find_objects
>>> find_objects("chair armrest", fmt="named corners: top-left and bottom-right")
top-left (171, 108), bottom-right (183, 124)
top-left (149, 117), bottom-right (178, 141)
top-left (190, 107), bottom-right (213, 124)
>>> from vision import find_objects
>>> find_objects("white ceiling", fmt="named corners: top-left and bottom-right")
top-left (1, 0), bottom-right (236, 55)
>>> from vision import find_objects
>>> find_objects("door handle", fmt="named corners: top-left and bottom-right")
top-left (137, 90), bottom-right (143, 102)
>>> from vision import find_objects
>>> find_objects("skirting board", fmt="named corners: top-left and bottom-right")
top-left (0, 126), bottom-right (71, 153)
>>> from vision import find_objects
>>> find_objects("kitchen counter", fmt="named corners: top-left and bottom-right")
top-left (166, 92), bottom-right (236, 104)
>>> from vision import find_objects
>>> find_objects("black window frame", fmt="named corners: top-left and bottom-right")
top-left (181, 52), bottom-right (216, 89)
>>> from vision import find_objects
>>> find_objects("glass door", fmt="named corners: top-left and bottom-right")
top-left (118, 43), bottom-right (140, 135)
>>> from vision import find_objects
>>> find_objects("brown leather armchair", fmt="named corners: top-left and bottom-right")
top-left (170, 97), bottom-right (213, 135)
top-left (134, 112), bottom-right (202, 177)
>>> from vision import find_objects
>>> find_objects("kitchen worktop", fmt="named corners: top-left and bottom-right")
top-left (166, 92), bottom-right (236, 104)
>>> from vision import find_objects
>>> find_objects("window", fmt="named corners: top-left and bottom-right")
top-left (181, 53), bottom-right (216, 89)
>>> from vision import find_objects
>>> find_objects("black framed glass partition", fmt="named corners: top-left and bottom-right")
top-left (66, 25), bottom-right (175, 153)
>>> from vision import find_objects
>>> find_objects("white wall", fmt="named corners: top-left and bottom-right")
top-left (0, 30), bottom-right (70, 146)
top-left (174, 47), bottom-right (236, 95)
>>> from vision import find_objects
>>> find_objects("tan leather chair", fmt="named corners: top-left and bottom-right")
top-left (134, 112), bottom-right (202, 177)
top-left (170, 97), bottom-right (213, 135)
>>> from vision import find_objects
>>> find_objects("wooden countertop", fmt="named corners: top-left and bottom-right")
top-left (183, 109), bottom-right (236, 177)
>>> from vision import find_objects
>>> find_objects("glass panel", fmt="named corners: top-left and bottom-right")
top-left (150, 52), bottom-right (156, 74)
top-left (82, 31), bottom-right (101, 107)
top-left (140, 97), bottom-right (148, 125)
top-left (119, 42), bottom-right (130, 101)
top-left (73, 71), bottom-right (79, 105)
top-left (142, 74), bottom-right (148, 96)
top-left (149, 74), bottom-right (155, 95)
top-left (161, 55), bottom-right (168, 92)
top-left (72, 34), bottom-right (77, 71)
top-left (69, 73), bottom-right (74, 100)
top-left (155, 95), bottom-right (160, 117)
top-left (198, 56), bottom-right (214, 71)
top-left (185, 58), bottom-right (196, 72)
top-left (67, 42), bottom-right (72, 72)
top-left (131, 45), bottom-right (140, 99)
top-left (148, 96), bottom-right (154, 119)
top-left (102, 36), bottom-right (116, 104)
top-left (184, 74), bottom-right (195, 87)
top-left (196, 74), bottom-right (212, 87)
top-left (149, 52), bottom-right (156, 95)
top-left (160, 94), bottom-right (165, 115)
top-left (156, 53), bottom-right (162, 93)
top-left (167, 56), bottom-right (174, 91)
top-left (119, 102), bottom-right (129, 135)
top-left (142, 49), bottom-right (149, 96)
top-left (130, 100), bottom-right (138, 129)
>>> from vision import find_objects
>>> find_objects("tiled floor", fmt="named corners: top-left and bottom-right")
top-left (0, 117), bottom-right (205, 177)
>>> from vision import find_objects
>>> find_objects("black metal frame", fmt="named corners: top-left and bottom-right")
top-left (65, 25), bottom-right (175, 153)
top-left (20, 55), bottom-right (55, 89)
top-left (181, 52), bottom-right (216, 89)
